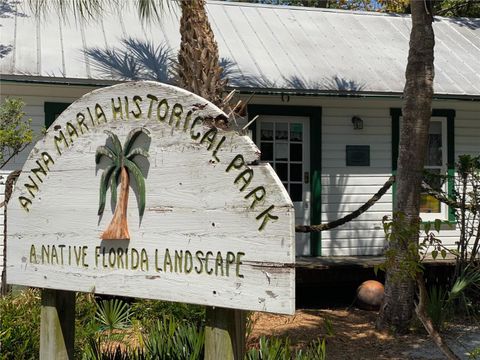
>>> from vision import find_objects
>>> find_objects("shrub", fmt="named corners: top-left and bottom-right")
top-left (130, 299), bottom-right (205, 328)
top-left (246, 336), bottom-right (326, 360)
top-left (0, 288), bottom-right (41, 360)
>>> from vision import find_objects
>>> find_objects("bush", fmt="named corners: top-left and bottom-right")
top-left (0, 288), bottom-right (41, 360)
top-left (246, 336), bottom-right (326, 360)
top-left (130, 299), bottom-right (205, 328)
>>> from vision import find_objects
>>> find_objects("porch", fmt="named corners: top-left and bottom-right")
top-left (295, 256), bottom-right (456, 307)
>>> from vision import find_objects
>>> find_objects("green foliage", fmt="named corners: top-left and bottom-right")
top-left (0, 98), bottom-right (33, 168)
top-left (435, 0), bottom-right (480, 18)
top-left (130, 299), bottom-right (205, 329)
top-left (246, 337), bottom-right (292, 360)
top-left (375, 212), bottom-right (452, 280)
top-left (245, 336), bottom-right (327, 360)
top-left (0, 289), bottom-right (41, 360)
top-left (426, 285), bottom-right (448, 331)
top-left (139, 316), bottom-right (204, 359)
top-left (424, 266), bottom-right (480, 331)
top-left (468, 346), bottom-right (480, 360)
top-left (95, 299), bottom-right (131, 331)
top-left (75, 293), bottom-right (99, 358)
top-left (323, 316), bottom-right (335, 336)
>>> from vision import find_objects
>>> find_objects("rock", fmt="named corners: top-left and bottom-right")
top-left (356, 280), bottom-right (384, 310)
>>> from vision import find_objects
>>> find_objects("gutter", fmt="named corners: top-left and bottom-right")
top-left (1, 75), bottom-right (479, 102)
top-left (230, 87), bottom-right (480, 102)
top-left (0, 74), bottom-right (120, 87)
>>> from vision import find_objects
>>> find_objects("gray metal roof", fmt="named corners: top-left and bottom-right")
top-left (1, 0), bottom-right (480, 96)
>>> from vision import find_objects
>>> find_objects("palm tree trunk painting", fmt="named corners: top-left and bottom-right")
top-left (102, 167), bottom-right (130, 240)
top-left (96, 128), bottom-right (150, 240)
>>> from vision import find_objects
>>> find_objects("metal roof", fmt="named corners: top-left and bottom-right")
top-left (1, 0), bottom-right (479, 96)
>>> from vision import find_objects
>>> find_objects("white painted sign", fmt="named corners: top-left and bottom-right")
top-left (7, 81), bottom-right (295, 314)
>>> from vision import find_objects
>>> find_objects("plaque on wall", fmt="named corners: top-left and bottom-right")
top-left (346, 145), bottom-right (370, 166)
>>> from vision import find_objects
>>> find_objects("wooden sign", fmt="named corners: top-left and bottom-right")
top-left (7, 81), bottom-right (295, 315)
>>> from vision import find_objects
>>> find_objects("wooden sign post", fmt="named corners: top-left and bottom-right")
top-left (7, 81), bottom-right (295, 359)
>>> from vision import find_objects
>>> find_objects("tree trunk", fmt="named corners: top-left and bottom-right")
top-left (377, 0), bottom-right (435, 333)
top-left (177, 0), bottom-right (226, 107)
top-left (102, 167), bottom-right (130, 240)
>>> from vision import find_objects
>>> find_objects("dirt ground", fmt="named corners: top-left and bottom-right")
top-left (248, 308), bottom-right (480, 359)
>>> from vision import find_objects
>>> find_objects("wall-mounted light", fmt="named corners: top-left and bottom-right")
top-left (352, 116), bottom-right (363, 130)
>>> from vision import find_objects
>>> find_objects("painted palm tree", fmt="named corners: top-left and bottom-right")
top-left (96, 128), bottom-right (150, 240)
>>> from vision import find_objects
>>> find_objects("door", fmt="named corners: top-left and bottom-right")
top-left (257, 116), bottom-right (311, 256)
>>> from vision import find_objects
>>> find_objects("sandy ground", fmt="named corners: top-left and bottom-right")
top-left (248, 308), bottom-right (480, 359)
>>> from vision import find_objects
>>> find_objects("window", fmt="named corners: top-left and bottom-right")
top-left (391, 108), bottom-right (455, 222)
top-left (421, 119), bottom-right (447, 220)
top-left (44, 102), bottom-right (70, 128)
top-left (258, 120), bottom-right (305, 201)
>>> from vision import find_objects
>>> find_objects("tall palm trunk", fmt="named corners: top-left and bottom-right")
top-left (177, 0), bottom-right (226, 107)
top-left (376, 0), bottom-right (435, 333)
top-left (102, 167), bottom-right (130, 240)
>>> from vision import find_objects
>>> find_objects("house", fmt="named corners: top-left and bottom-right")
top-left (0, 0), bottom-right (479, 276)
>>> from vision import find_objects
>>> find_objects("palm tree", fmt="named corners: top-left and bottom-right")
top-left (28, 0), bottom-right (226, 107)
top-left (96, 128), bottom-right (150, 240)
top-left (176, 0), bottom-right (226, 107)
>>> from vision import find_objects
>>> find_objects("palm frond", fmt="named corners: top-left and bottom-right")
top-left (95, 299), bottom-right (130, 331)
top-left (98, 164), bottom-right (116, 215)
top-left (95, 145), bottom-right (116, 164)
top-left (110, 167), bottom-right (120, 208)
top-left (123, 127), bottom-right (150, 156)
top-left (124, 158), bottom-right (146, 217)
top-left (28, 0), bottom-right (108, 20)
top-left (126, 148), bottom-right (149, 161)
top-left (134, 0), bottom-right (172, 22)
top-left (104, 130), bottom-right (123, 157)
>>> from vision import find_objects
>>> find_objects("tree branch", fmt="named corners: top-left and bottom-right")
top-left (415, 274), bottom-right (460, 360)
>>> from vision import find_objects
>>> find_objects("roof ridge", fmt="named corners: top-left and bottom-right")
top-left (206, 1), bottom-right (480, 21)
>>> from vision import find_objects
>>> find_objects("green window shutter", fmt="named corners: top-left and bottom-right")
top-left (44, 102), bottom-right (71, 128)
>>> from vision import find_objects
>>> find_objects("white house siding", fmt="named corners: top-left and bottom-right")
top-left (0, 85), bottom-right (479, 258)
top-left (246, 96), bottom-right (480, 257)
top-left (320, 99), bottom-right (395, 256)
top-left (0, 83), bottom-right (98, 171)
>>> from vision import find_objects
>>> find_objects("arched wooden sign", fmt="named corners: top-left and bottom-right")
top-left (7, 81), bottom-right (295, 315)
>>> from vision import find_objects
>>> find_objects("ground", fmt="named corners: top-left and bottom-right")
top-left (248, 308), bottom-right (480, 359)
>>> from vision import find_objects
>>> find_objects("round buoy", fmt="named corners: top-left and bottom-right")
top-left (356, 280), bottom-right (384, 310)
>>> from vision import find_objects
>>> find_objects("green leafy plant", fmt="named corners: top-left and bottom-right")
top-left (96, 127), bottom-right (150, 240)
top-left (297, 338), bottom-right (327, 360)
top-left (246, 336), bottom-right (292, 360)
top-left (0, 97), bottom-right (33, 169)
top-left (246, 336), bottom-right (327, 360)
top-left (0, 289), bottom-right (41, 360)
top-left (323, 316), bottom-right (335, 337)
top-left (139, 316), bottom-right (204, 360)
top-left (468, 346), bottom-right (480, 360)
top-left (95, 299), bottom-right (131, 332)
top-left (131, 300), bottom-right (205, 329)
top-left (426, 285), bottom-right (448, 331)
